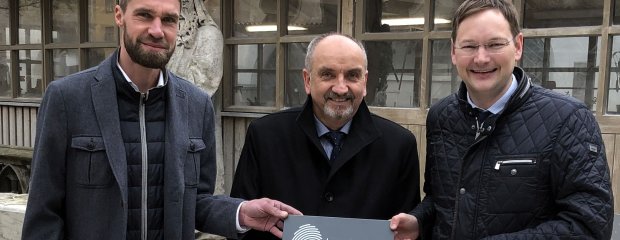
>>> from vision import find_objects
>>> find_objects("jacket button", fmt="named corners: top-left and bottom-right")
top-left (459, 188), bottom-right (466, 195)
top-left (510, 169), bottom-right (517, 176)
top-left (86, 143), bottom-right (95, 150)
top-left (324, 192), bottom-right (334, 202)
top-left (190, 143), bottom-right (195, 151)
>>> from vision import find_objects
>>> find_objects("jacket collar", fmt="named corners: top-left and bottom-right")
top-left (457, 66), bottom-right (532, 117)
top-left (91, 49), bottom-right (129, 206)
top-left (296, 96), bottom-right (380, 177)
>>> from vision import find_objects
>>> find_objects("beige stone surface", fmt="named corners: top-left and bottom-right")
top-left (0, 193), bottom-right (27, 240)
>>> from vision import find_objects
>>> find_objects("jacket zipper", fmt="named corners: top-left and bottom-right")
top-left (140, 93), bottom-right (148, 240)
top-left (494, 159), bottom-right (536, 170)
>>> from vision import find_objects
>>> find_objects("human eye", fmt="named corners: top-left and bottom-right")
top-left (458, 44), bottom-right (478, 54)
top-left (487, 42), bottom-right (508, 50)
top-left (162, 16), bottom-right (178, 24)
top-left (136, 11), bottom-right (152, 19)
top-left (460, 44), bottom-right (478, 50)
top-left (320, 71), bottom-right (334, 79)
top-left (346, 71), bottom-right (361, 80)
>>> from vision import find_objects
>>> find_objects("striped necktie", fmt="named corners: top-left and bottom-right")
top-left (324, 131), bottom-right (345, 162)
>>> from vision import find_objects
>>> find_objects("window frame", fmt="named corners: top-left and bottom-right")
top-left (0, 0), bottom-right (118, 104)
top-left (217, 0), bottom-right (620, 122)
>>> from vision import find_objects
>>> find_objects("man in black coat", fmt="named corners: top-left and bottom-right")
top-left (230, 33), bottom-right (421, 240)
top-left (390, 0), bottom-right (614, 239)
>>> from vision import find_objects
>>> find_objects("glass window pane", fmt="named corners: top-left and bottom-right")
top-left (0, 50), bottom-right (11, 97)
top-left (52, 0), bottom-right (78, 43)
top-left (233, 44), bottom-right (276, 106)
top-left (0, 0), bottom-right (9, 45)
top-left (524, 1), bottom-right (602, 28)
top-left (522, 38), bottom-right (544, 69)
top-left (263, 44), bottom-right (276, 70)
top-left (285, 42), bottom-right (308, 107)
top-left (86, 48), bottom-right (116, 68)
top-left (429, 39), bottom-right (458, 105)
top-left (52, 49), bottom-right (79, 80)
top-left (607, 36), bottom-right (620, 114)
top-left (18, 50), bottom-right (42, 98)
top-left (615, 0), bottom-right (620, 24)
top-left (234, 0), bottom-right (277, 37)
top-left (365, 40), bottom-right (422, 108)
top-left (433, 0), bottom-right (464, 31)
top-left (89, 0), bottom-right (118, 42)
top-left (522, 37), bottom-right (600, 111)
top-left (19, 0), bottom-right (41, 44)
top-left (287, 0), bottom-right (338, 35)
top-left (365, 0), bottom-right (425, 32)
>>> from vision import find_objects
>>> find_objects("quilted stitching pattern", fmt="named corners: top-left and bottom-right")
top-left (421, 68), bottom-right (613, 240)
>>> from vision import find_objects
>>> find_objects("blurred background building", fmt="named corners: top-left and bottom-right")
top-left (0, 0), bottom-right (619, 218)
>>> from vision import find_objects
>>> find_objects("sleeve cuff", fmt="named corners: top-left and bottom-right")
top-left (236, 201), bottom-right (250, 233)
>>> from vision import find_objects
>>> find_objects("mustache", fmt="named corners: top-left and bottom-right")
top-left (324, 91), bottom-right (354, 101)
top-left (138, 35), bottom-right (168, 48)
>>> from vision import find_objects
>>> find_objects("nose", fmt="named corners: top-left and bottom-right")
top-left (148, 18), bottom-right (165, 39)
top-left (331, 74), bottom-right (349, 95)
top-left (473, 46), bottom-right (491, 64)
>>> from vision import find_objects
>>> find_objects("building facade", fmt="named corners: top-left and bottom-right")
top-left (0, 0), bottom-right (619, 214)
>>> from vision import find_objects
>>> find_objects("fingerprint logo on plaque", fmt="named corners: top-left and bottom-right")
top-left (292, 224), bottom-right (326, 240)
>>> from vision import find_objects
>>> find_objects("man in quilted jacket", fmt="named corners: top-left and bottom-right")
top-left (389, 0), bottom-right (614, 239)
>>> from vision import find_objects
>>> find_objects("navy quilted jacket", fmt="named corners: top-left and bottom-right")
top-left (411, 67), bottom-right (614, 239)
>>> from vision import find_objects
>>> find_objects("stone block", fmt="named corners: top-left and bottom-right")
top-left (0, 193), bottom-right (27, 240)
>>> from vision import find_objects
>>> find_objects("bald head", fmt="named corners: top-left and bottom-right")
top-left (304, 33), bottom-right (367, 72)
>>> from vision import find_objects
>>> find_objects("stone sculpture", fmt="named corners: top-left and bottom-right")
top-left (168, 0), bottom-right (223, 96)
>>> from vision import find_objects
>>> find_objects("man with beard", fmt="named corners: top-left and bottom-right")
top-left (21, 0), bottom-right (300, 239)
top-left (230, 33), bottom-right (421, 240)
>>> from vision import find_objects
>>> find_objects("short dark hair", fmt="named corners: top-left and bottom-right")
top-left (451, 0), bottom-right (521, 41)
top-left (118, 0), bottom-right (129, 11)
top-left (117, 0), bottom-right (181, 12)
top-left (304, 32), bottom-right (367, 72)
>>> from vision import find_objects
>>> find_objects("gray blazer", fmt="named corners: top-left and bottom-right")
top-left (22, 51), bottom-right (242, 240)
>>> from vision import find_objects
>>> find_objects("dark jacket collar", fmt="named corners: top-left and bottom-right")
top-left (457, 66), bottom-right (532, 116)
top-left (296, 96), bottom-right (380, 176)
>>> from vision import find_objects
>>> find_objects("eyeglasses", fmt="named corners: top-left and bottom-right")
top-left (454, 38), bottom-right (514, 56)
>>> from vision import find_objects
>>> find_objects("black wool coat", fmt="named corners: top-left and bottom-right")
top-left (231, 97), bottom-right (421, 240)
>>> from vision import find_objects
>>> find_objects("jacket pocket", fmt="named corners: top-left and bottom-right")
top-left (70, 136), bottom-right (113, 187)
top-left (185, 138), bottom-right (206, 187)
top-left (486, 156), bottom-right (543, 213)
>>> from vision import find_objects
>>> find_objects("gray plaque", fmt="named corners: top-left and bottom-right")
top-left (283, 215), bottom-right (392, 240)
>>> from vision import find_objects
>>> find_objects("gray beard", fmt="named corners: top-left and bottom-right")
top-left (323, 104), bottom-right (354, 120)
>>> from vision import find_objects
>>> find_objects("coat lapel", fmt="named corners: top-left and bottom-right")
top-left (163, 72), bottom-right (188, 239)
top-left (91, 54), bottom-right (128, 206)
top-left (328, 101), bottom-right (380, 177)
top-left (296, 99), bottom-right (331, 161)
top-left (297, 97), bottom-right (380, 178)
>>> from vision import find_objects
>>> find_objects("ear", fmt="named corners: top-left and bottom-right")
top-left (513, 33), bottom-right (524, 62)
top-left (451, 39), bottom-right (457, 65)
top-left (303, 69), bottom-right (311, 95)
top-left (363, 70), bottom-right (368, 97)
top-left (114, 5), bottom-right (124, 28)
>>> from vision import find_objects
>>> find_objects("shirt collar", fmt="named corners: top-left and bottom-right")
top-left (467, 74), bottom-right (518, 114)
top-left (116, 57), bottom-right (166, 93)
top-left (314, 116), bottom-right (352, 137)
